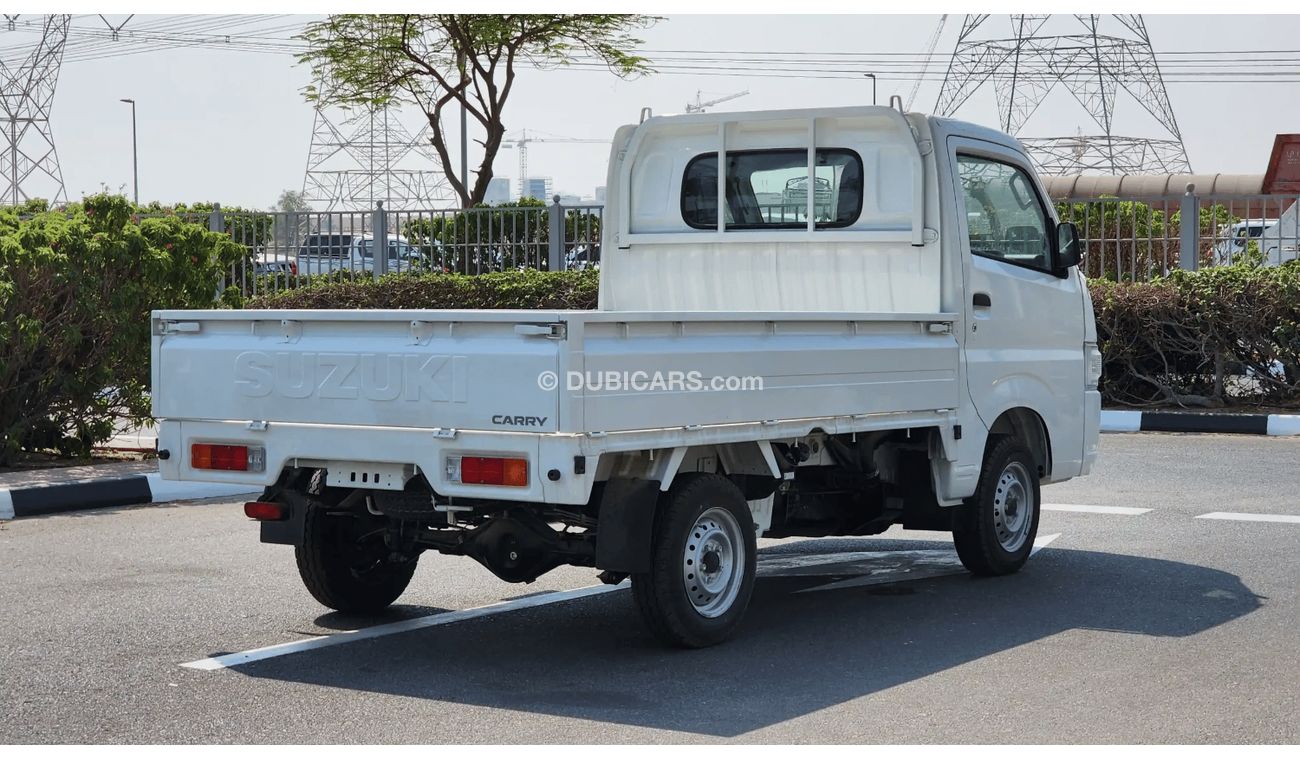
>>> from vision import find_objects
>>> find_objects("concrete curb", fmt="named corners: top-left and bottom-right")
top-left (0, 472), bottom-right (256, 521)
top-left (1101, 410), bottom-right (1300, 436)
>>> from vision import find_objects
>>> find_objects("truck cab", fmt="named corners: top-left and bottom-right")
top-left (152, 103), bottom-right (1099, 647)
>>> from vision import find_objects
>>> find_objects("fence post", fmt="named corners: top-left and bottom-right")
top-left (1179, 182), bottom-right (1198, 271)
top-left (209, 203), bottom-right (226, 294)
top-left (372, 200), bottom-right (387, 279)
top-left (548, 194), bottom-right (564, 271)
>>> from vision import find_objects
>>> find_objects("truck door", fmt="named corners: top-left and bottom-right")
top-left (947, 138), bottom-right (1086, 478)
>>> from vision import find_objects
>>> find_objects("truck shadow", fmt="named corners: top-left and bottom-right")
top-left (231, 541), bottom-right (1262, 737)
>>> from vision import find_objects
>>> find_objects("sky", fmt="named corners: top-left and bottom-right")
top-left (8, 13), bottom-right (1300, 209)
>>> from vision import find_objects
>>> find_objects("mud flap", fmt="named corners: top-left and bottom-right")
top-left (594, 477), bottom-right (661, 573)
top-left (259, 488), bottom-right (309, 546)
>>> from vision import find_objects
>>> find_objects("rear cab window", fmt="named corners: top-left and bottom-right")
top-left (682, 149), bottom-right (863, 230)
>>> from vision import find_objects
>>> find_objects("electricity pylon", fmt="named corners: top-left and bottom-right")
top-left (0, 14), bottom-right (70, 206)
top-left (301, 91), bottom-right (454, 211)
top-left (935, 14), bottom-right (1191, 174)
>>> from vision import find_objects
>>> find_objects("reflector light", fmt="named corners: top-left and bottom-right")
top-left (1086, 343), bottom-right (1104, 390)
top-left (243, 501), bottom-right (287, 521)
top-left (191, 443), bottom-right (255, 471)
top-left (452, 456), bottom-right (529, 487)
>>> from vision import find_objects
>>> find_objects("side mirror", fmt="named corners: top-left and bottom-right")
top-left (1055, 221), bottom-right (1083, 272)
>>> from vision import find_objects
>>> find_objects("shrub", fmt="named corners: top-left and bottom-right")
top-left (247, 268), bottom-right (599, 310)
top-left (1091, 262), bottom-right (1300, 408)
top-left (0, 194), bottom-right (241, 464)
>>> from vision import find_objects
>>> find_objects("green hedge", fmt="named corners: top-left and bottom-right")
top-left (1092, 262), bottom-right (1300, 408)
top-left (0, 194), bottom-right (242, 464)
top-left (247, 269), bottom-right (600, 310)
top-left (251, 263), bottom-right (1300, 410)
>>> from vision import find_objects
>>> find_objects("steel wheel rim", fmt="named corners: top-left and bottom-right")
top-left (993, 461), bottom-right (1034, 553)
top-left (681, 507), bottom-right (745, 618)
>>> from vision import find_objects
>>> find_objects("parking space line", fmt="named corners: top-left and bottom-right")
top-left (181, 583), bottom-right (625, 672)
top-left (1042, 503), bottom-right (1150, 515)
top-left (1031, 533), bottom-right (1061, 555)
top-left (1196, 511), bottom-right (1300, 524)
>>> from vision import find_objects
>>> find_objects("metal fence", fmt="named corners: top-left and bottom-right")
top-left (211, 196), bottom-right (603, 296)
top-left (202, 185), bottom-right (1300, 295)
top-left (1056, 186), bottom-right (1300, 282)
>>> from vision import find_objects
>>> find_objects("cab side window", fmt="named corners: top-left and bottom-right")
top-left (957, 155), bottom-right (1052, 271)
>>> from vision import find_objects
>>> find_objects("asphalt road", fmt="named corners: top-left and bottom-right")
top-left (1, 432), bottom-right (1298, 743)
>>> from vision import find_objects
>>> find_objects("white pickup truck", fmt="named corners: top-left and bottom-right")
top-left (152, 103), bottom-right (1100, 647)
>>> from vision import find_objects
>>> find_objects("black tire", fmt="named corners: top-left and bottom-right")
top-left (295, 503), bottom-right (417, 614)
top-left (631, 473), bottom-right (757, 648)
top-left (953, 436), bottom-right (1041, 576)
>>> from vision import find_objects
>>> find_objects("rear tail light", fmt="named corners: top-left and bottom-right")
top-left (243, 501), bottom-right (286, 521)
top-left (445, 455), bottom-right (529, 487)
top-left (289, 261), bottom-right (298, 276)
top-left (191, 443), bottom-right (265, 472)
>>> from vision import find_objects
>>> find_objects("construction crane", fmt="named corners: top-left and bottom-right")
top-left (685, 89), bottom-right (749, 114)
top-left (500, 130), bottom-right (609, 199)
top-left (906, 14), bottom-right (949, 111)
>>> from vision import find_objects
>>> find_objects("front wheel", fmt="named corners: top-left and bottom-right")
top-left (631, 473), bottom-right (757, 648)
top-left (295, 503), bottom-right (418, 614)
top-left (953, 436), bottom-right (1041, 576)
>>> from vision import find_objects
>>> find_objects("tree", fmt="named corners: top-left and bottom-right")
top-left (275, 189), bottom-right (312, 212)
top-left (299, 14), bottom-right (657, 207)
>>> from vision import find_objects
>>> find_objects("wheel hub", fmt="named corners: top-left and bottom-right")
top-left (992, 461), bottom-right (1034, 553)
top-left (681, 507), bottom-right (746, 619)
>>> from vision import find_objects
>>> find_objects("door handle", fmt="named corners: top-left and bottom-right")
top-left (973, 292), bottom-right (992, 308)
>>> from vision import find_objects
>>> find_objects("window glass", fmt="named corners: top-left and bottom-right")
top-left (682, 149), bottom-right (862, 230)
top-left (360, 240), bottom-right (418, 260)
top-left (957, 155), bottom-right (1052, 270)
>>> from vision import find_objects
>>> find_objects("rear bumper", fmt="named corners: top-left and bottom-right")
top-left (156, 419), bottom-right (596, 505)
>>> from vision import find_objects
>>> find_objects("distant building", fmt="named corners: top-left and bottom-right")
top-left (594, 186), bottom-right (606, 204)
top-left (558, 193), bottom-right (583, 206)
top-left (523, 177), bottom-right (553, 201)
top-left (485, 177), bottom-right (511, 205)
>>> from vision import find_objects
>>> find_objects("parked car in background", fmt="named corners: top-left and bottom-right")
top-left (254, 255), bottom-right (297, 278)
top-left (1211, 219), bottom-right (1276, 265)
top-left (297, 235), bottom-right (425, 275)
top-left (296, 233), bottom-right (354, 260)
top-left (565, 245), bottom-right (600, 271)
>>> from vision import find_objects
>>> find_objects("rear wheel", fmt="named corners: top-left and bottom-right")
top-left (953, 436), bottom-right (1041, 576)
top-left (295, 503), bottom-right (417, 613)
top-left (631, 473), bottom-right (757, 648)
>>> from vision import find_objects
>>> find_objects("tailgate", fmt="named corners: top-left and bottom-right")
top-left (152, 310), bottom-right (564, 433)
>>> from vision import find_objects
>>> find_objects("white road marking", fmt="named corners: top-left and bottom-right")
top-left (1042, 503), bottom-right (1150, 516)
top-left (181, 583), bottom-right (625, 671)
top-left (1031, 532), bottom-right (1061, 555)
top-left (1196, 511), bottom-right (1300, 525)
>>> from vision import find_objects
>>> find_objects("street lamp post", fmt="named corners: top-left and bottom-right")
top-left (864, 74), bottom-right (877, 106)
top-left (120, 98), bottom-right (137, 204)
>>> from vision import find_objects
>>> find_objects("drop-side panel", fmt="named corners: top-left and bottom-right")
top-left (152, 311), bottom-right (562, 433)
top-left (576, 314), bottom-right (959, 433)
